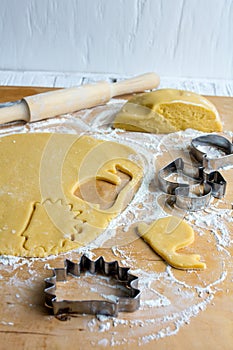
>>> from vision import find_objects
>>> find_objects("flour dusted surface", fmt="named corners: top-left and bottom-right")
top-left (0, 100), bottom-right (232, 347)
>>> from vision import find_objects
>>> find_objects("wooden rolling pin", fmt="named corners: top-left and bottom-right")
top-left (0, 72), bottom-right (160, 124)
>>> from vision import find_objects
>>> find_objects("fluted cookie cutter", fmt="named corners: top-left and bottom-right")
top-left (190, 134), bottom-right (233, 170)
top-left (158, 157), bottom-right (226, 211)
top-left (44, 255), bottom-right (140, 320)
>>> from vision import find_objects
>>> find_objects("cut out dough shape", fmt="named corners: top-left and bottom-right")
top-left (0, 133), bottom-right (143, 257)
top-left (137, 216), bottom-right (206, 269)
top-left (114, 89), bottom-right (222, 133)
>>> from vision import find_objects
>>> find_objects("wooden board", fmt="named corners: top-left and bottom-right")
top-left (0, 86), bottom-right (232, 350)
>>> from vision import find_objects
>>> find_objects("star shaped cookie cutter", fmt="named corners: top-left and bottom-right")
top-left (44, 255), bottom-right (140, 319)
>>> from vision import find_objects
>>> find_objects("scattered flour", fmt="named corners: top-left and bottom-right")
top-left (0, 101), bottom-right (232, 347)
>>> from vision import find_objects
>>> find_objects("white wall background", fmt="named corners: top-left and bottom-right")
top-left (0, 0), bottom-right (232, 94)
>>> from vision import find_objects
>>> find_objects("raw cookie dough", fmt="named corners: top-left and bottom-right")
top-left (137, 216), bottom-right (206, 269)
top-left (0, 133), bottom-right (143, 257)
top-left (114, 89), bottom-right (222, 133)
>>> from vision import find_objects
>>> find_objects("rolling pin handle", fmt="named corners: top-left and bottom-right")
top-left (0, 100), bottom-right (30, 124)
top-left (0, 72), bottom-right (160, 124)
top-left (111, 72), bottom-right (160, 97)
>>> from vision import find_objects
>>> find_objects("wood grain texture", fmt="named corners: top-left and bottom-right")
top-left (0, 86), bottom-right (60, 103)
top-left (0, 86), bottom-right (232, 128)
top-left (0, 87), bottom-right (232, 350)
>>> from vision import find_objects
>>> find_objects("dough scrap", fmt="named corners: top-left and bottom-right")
top-left (114, 89), bottom-right (222, 133)
top-left (0, 133), bottom-right (143, 257)
top-left (137, 216), bottom-right (206, 269)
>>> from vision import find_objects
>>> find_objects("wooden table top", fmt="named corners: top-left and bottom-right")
top-left (0, 86), bottom-right (232, 350)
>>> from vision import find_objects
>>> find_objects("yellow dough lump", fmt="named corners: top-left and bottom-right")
top-left (114, 89), bottom-right (222, 133)
top-left (0, 133), bottom-right (143, 257)
top-left (137, 216), bottom-right (206, 269)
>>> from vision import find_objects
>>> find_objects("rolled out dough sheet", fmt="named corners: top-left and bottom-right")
top-left (0, 133), bottom-right (143, 257)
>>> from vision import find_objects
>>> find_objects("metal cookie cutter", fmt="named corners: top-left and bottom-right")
top-left (158, 158), bottom-right (213, 211)
top-left (191, 134), bottom-right (233, 170)
top-left (44, 255), bottom-right (140, 320)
